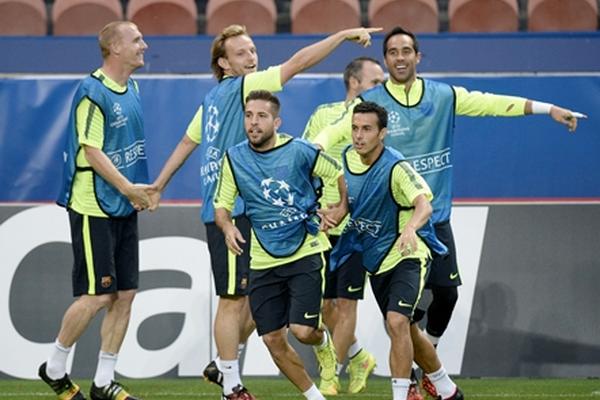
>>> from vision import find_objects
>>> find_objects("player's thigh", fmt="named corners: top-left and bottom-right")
top-left (69, 210), bottom-right (118, 296)
top-left (370, 257), bottom-right (429, 319)
top-left (286, 254), bottom-right (324, 329)
top-left (205, 215), bottom-right (251, 296)
top-left (426, 221), bottom-right (461, 288)
top-left (248, 267), bottom-right (289, 336)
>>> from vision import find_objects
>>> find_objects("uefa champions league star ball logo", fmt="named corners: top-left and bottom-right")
top-left (388, 110), bottom-right (400, 125)
top-left (261, 177), bottom-right (294, 207)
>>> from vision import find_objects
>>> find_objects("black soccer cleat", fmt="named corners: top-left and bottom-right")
top-left (203, 360), bottom-right (224, 387)
top-left (38, 362), bottom-right (86, 400)
top-left (90, 381), bottom-right (139, 400)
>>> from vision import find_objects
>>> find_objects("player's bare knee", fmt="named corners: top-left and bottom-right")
top-left (336, 298), bottom-right (357, 315)
top-left (289, 324), bottom-right (317, 344)
top-left (386, 312), bottom-right (410, 338)
top-left (262, 330), bottom-right (287, 355)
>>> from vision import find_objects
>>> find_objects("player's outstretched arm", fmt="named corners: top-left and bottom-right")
top-left (148, 134), bottom-right (198, 211)
top-left (280, 27), bottom-right (382, 85)
top-left (525, 100), bottom-right (587, 133)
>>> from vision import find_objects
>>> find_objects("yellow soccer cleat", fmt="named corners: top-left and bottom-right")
top-left (346, 349), bottom-right (376, 394)
top-left (313, 329), bottom-right (338, 382)
top-left (318, 375), bottom-right (341, 396)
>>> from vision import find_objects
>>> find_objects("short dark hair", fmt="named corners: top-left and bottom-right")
top-left (383, 26), bottom-right (419, 55)
top-left (245, 90), bottom-right (280, 116)
top-left (353, 101), bottom-right (387, 130)
top-left (343, 56), bottom-right (381, 91)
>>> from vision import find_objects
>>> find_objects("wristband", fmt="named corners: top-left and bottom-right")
top-left (531, 101), bottom-right (553, 114)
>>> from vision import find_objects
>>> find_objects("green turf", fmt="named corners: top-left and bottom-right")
top-left (1, 377), bottom-right (599, 399)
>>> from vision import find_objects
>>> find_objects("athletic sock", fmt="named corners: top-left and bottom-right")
top-left (426, 366), bottom-right (456, 399)
top-left (347, 339), bottom-right (362, 359)
top-left (46, 340), bottom-right (71, 380)
top-left (220, 359), bottom-right (242, 395)
top-left (303, 383), bottom-right (326, 400)
top-left (391, 378), bottom-right (410, 400)
top-left (314, 330), bottom-right (329, 350)
top-left (93, 351), bottom-right (118, 388)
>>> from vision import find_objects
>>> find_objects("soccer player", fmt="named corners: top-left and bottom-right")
top-left (327, 101), bottom-right (463, 400)
top-left (214, 90), bottom-right (347, 400)
top-left (312, 25), bottom-right (585, 396)
top-left (303, 56), bottom-right (384, 395)
top-left (148, 25), bottom-right (379, 399)
top-left (40, 21), bottom-right (150, 400)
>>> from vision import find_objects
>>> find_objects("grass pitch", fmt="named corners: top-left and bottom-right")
top-left (1, 377), bottom-right (599, 399)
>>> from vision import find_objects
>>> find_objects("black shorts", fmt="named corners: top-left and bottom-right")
top-left (369, 257), bottom-right (430, 320)
top-left (69, 210), bottom-right (139, 297)
top-left (249, 253), bottom-right (324, 336)
top-left (425, 220), bottom-right (462, 288)
top-left (323, 235), bottom-right (367, 300)
top-left (205, 215), bottom-right (252, 296)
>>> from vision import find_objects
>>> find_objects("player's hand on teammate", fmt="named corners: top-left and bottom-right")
top-left (145, 184), bottom-right (162, 212)
top-left (223, 225), bottom-right (246, 255)
top-left (343, 27), bottom-right (383, 47)
top-left (318, 201), bottom-right (348, 232)
top-left (126, 183), bottom-right (152, 211)
top-left (550, 105), bottom-right (586, 133)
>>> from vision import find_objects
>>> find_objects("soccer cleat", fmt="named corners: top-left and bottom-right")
top-left (313, 330), bottom-right (337, 382)
top-left (222, 384), bottom-right (256, 400)
top-left (346, 349), bottom-right (376, 394)
top-left (422, 375), bottom-right (438, 398)
top-left (90, 381), bottom-right (139, 400)
top-left (318, 375), bottom-right (341, 396)
top-left (436, 387), bottom-right (464, 400)
top-left (38, 362), bottom-right (86, 400)
top-left (203, 360), bottom-right (224, 387)
top-left (408, 382), bottom-right (424, 400)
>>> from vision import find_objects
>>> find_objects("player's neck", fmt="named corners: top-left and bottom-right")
top-left (101, 62), bottom-right (133, 87)
top-left (360, 144), bottom-right (384, 166)
top-left (390, 76), bottom-right (417, 94)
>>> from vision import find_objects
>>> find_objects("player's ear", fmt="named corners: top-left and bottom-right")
top-left (379, 127), bottom-right (387, 140)
top-left (274, 116), bottom-right (282, 130)
top-left (217, 56), bottom-right (230, 72)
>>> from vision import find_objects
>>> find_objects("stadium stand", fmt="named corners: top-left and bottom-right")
top-left (528, 0), bottom-right (599, 32)
top-left (127, 0), bottom-right (197, 35)
top-left (0, 0), bottom-right (47, 35)
top-left (205, 0), bottom-right (276, 35)
top-left (290, 0), bottom-right (361, 34)
top-left (368, 0), bottom-right (439, 33)
top-left (1, 0), bottom-right (600, 36)
top-left (52, 0), bottom-right (124, 36)
top-left (448, 0), bottom-right (519, 32)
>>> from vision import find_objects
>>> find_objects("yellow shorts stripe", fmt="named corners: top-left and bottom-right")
top-left (82, 215), bottom-right (96, 295)
top-left (412, 257), bottom-right (429, 317)
top-left (226, 219), bottom-right (238, 295)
